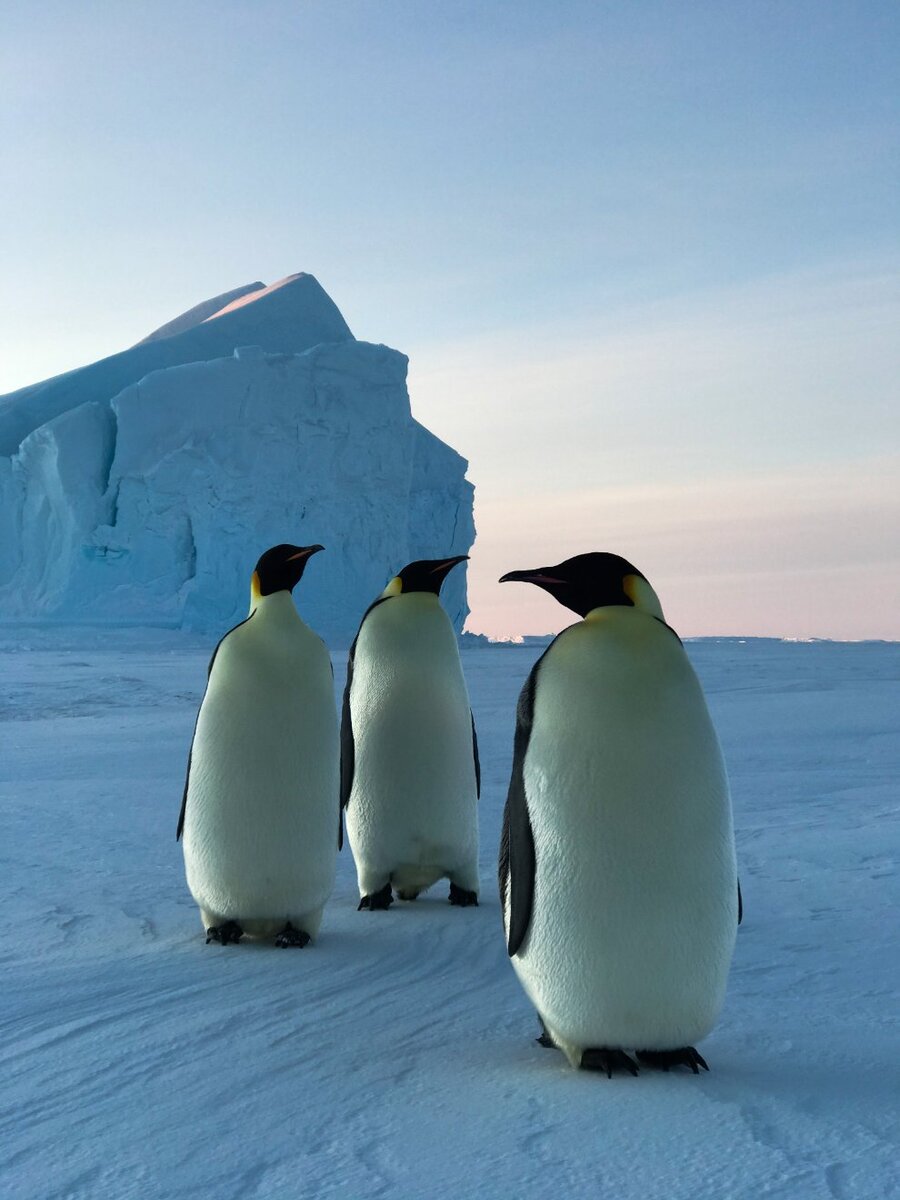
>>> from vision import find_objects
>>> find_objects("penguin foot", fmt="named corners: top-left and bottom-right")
top-left (636, 1047), bottom-right (709, 1074)
top-left (448, 883), bottom-right (479, 907)
top-left (358, 882), bottom-right (393, 911)
top-left (274, 922), bottom-right (310, 948)
top-left (396, 890), bottom-right (420, 901)
top-left (536, 1018), bottom-right (556, 1049)
top-left (206, 920), bottom-right (243, 945)
top-left (580, 1048), bottom-right (640, 1078)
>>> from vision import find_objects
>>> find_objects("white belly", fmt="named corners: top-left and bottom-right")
top-left (182, 609), bottom-right (339, 923)
top-left (512, 612), bottom-right (737, 1058)
top-left (346, 596), bottom-right (478, 890)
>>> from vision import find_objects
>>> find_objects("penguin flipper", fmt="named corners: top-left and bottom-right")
top-left (176, 613), bottom-right (255, 841)
top-left (337, 637), bottom-right (351, 850)
top-left (471, 710), bottom-right (481, 799)
top-left (339, 648), bottom-right (354, 810)
top-left (339, 634), bottom-right (357, 840)
top-left (340, 598), bottom-right (392, 848)
top-left (738, 879), bottom-right (743, 925)
top-left (499, 662), bottom-right (541, 956)
top-left (176, 764), bottom-right (191, 842)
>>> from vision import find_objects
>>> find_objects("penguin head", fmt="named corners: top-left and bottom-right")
top-left (499, 552), bottom-right (665, 620)
top-left (381, 555), bottom-right (469, 598)
top-left (251, 543), bottom-right (324, 599)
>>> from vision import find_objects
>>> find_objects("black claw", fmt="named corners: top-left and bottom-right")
top-left (580, 1048), bottom-right (639, 1077)
top-left (636, 1047), bottom-right (709, 1073)
top-left (448, 883), bottom-right (479, 907)
top-left (274, 922), bottom-right (310, 948)
top-left (205, 920), bottom-right (243, 945)
top-left (536, 1018), bottom-right (556, 1049)
top-left (358, 882), bottom-right (393, 911)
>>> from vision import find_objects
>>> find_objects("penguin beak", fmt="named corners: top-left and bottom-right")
top-left (429, 555), bottom-right (469, 577)
top-left (499, 567), bottom-right (566, 586)
top-left (286, 544), bottom-right (325, 562)
top-left (425, 554), bottom-right (468, 596)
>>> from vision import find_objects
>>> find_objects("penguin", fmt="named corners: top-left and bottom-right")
top-left (177, 543), bottom-right (339, 947)
top-left (341, 556), bottom-right (480, 910)
top-left (498, 552), bottom-right (740, 1075)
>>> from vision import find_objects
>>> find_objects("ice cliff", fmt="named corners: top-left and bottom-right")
top-left (0, 273), bottom-right (474, 641)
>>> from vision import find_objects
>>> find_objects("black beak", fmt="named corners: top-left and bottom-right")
top-left (499, 567), bottom-right (565, 585)
top-left (286, 544), bottom-right (325, 562)
top-left (426, 554), bottom-right (468, 595)
top-left (430, 554), bottom-right (469, 576)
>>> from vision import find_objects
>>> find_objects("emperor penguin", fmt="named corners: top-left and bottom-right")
top-left (177, 543), bottom-right (339, 947)
top-left (498, 552), bottom-right (740, 1075)
top-left (341, 556), bottom-right (480, 910)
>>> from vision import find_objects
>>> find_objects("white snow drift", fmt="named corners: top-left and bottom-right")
top-left (0, 274), bottom-right (474, 639)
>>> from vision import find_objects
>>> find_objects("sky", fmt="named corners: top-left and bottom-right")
top-left (1, 0), bottom-right (898, 639)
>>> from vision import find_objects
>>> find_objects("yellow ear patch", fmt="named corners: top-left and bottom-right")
top-left (381, 576), bottom-right (403, 598)
top-left (623, 573), bottom-right (666, 620)
top-left (250, 571), bottom-right (262, 602)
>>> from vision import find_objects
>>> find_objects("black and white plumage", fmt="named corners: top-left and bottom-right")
top-left (178, 544), bottom-right (338, 946)
top-left (341, 557), bottom-right (480, 908)
top-left (498, 552), bottom-right (739, 1072)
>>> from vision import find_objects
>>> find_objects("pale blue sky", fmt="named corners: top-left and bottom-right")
top-left (2, 1), bottom-right (898, 637)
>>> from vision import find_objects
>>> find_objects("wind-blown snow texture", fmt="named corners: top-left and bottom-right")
top-left (1, 633), bottom-right (897, 1199)
top-left (0, 274), bottom-right (474, 639)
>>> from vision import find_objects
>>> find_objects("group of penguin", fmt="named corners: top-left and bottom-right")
top-left (177, 544), bottom-right (740, 1077)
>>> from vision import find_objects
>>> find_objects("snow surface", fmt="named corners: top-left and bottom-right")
top-left (0, 274), bottom-right (474, 637)
top-left (1, 632), bottom-right (897, 1199)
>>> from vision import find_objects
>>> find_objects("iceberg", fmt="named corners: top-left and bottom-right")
top-left (0, 274), bottom-right (474, 640)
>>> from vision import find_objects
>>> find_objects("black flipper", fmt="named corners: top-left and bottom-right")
top-left (177, 612), bottom-right (256, 841)
top-left (499, 655), bottom-right (544, 957)
top-left (738, 879), bottom-right (743, 926)
top-left (340, 597), bottom-right (393, 852)
top-left (338, 649), bottom-right (354, 850)
top-left (471, 711), bottom-right (481, 799)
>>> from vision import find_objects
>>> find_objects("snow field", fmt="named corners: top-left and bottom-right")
top-left (0, 634), bottom-right (898, 1199)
